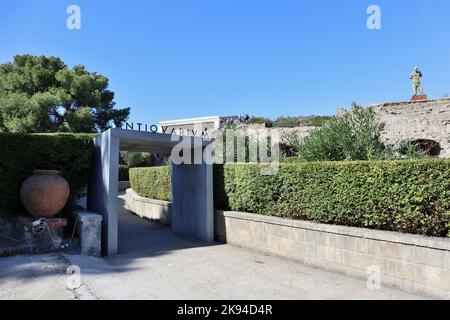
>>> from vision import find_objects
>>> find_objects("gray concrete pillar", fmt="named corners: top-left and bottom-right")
top-left (87, 130), bottom-right (119, 256)
top-left (170, 146), bottom-right (214, 242)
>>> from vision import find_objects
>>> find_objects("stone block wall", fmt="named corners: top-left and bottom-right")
top-left (123, 188), bottom-right (171, 225)
top-left (232, 123), bottom-right (317, 141)
top-left (259, 98), bottom-right (450, 158)
top-left (215, 210), bottom-right (450, 299)
top-left (369, 98), bottom-right (450, 158)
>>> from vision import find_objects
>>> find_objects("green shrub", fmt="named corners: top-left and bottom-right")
top-left (119, 165), bottom-right (130, 181)
top-left (129, 166), bottom-right (171, 201)
top-left (33, 133), bottom-right (98, 139)
top-left (127, 160), bottom-right (450, 237)
top-left (0, 133), bottom-right (93, 215)
top-left (121, 152), bottom-right (156, 167)
top-left (247, 116), bottom-right (273, 127)
top-left (285, 105), bottom-right (385, 161)
top-left (389, 140), bottom-right (428, 159)
top-left (214, 160), bottom-right (450, 237)
top-left (274, 115), bottom-right (333, 128)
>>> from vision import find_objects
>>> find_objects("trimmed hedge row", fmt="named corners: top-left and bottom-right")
top-left (0, 133), bottom-right (93, 215)
top-left (129, 160), bottom-right (450, 237)
top-left (129, 166), bottom-right (171, 202)
top-left (214, 160), bottom-right (450, 237)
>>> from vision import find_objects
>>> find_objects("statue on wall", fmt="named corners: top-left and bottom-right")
top-left (410, 67), bottom-right (427, 101)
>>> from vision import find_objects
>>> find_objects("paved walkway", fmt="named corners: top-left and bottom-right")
top-left (0, 197), bottom-right (425, 300)
top-left (0, 253), bottom-right (75, 299)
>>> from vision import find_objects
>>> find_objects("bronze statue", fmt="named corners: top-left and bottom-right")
top-left (410, 67), bottom-right (424, 96)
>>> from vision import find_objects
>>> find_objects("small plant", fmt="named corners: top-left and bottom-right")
top-left (388, 140), bottom-right (427, 160)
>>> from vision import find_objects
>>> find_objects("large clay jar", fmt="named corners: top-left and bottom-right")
top-left (20, 170), bottom-right (70, 218)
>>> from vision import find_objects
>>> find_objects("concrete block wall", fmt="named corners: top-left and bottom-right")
top-left (215, 210), bottom-right (450, 299)
top-left (123, 189), bottom-right (171, 225)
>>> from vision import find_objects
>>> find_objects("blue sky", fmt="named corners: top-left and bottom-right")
top-left (1, 0), bottom-right (450, 125)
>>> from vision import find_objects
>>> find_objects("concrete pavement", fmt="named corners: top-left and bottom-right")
top-left (0, 197), bottom-right (426, 300)
top-left (0, 253), bottom-right (75, 300)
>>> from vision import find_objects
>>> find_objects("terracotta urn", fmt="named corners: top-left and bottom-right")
top-left (20, 170), bottom-right (70, 218)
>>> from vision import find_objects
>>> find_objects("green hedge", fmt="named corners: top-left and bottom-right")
top-left (214, 160), bottom-right (450, 237)
top-left (119, 165), bottom-right (130, 181)
top-left (0, 133), bottom-right (93, 215)
top-left (128, 160), bottom-right (450, 237)
top-left (129, 166), bottom-right (172, 201)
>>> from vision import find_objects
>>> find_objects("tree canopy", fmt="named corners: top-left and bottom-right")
top-left (0, 54), bottom-right (130, 133)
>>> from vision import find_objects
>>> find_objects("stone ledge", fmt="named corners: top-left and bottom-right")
top-left (71, 210), bottom-right (102, 257)
top-left (215, 210), bottom-right (450, 299)
top-left (215, 210), bottom-right (450, 252)
top-left (72, 210), bottom-right (103, 224)
top-left (125, 189), bottom-right (171, 207)
top-left (123, 189), bottom-right (171, 225)
top-left (367, 97), bottom-right (450, 108)
top-left (132, 195), bottom-right (171, 207)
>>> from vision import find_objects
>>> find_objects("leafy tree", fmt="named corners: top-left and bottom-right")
top-left (121, 152), bottom-right (156, 167)
top-left (0, 54), bottom-right (130, 133)
top-left (64, 107), bottom-right (95, 133)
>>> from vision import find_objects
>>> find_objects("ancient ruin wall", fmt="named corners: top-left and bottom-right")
top-left (231, 123), bottom-right (317, 140)
top-left (368, 99), bottom-right (450, 158)
top-left (219, 99), bottom-right (450, 158)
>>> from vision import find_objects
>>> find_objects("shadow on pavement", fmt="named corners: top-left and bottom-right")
top-left (110, 195), bottom-right (222, 264)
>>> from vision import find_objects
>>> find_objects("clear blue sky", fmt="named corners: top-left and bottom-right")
top-left (1, 0), bottom-right (450, 125)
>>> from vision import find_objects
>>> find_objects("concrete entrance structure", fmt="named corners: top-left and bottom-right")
top-left (87, 128), bottom-right (214, 256)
